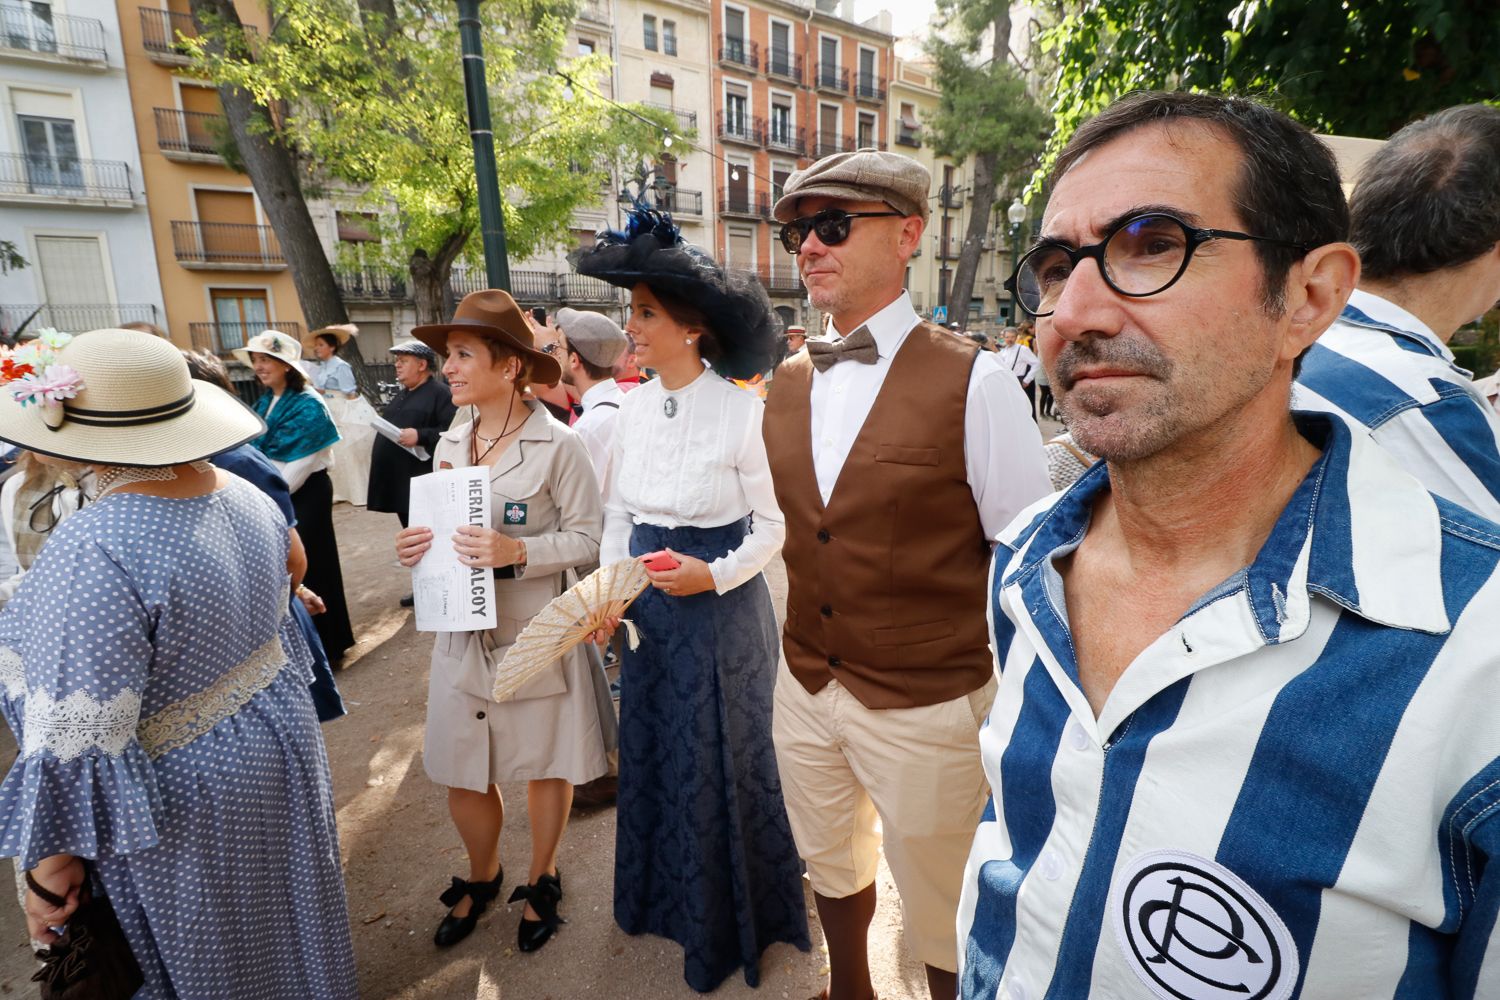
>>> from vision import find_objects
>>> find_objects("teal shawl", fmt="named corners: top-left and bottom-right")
top-left (251, 388), bottom-right (340, 462)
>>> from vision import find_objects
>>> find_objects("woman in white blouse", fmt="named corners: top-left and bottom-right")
top-left (573, 210), bottom-right (811, 993)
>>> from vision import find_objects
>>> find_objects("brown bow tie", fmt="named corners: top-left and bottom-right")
top-left (807, 327), bottom-right (879, 373)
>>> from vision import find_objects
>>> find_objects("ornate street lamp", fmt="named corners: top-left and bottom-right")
top-left (1007, 196), bottom-right (1028, 321)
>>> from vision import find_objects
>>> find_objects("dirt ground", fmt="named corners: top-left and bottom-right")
top-left (0, 501), bottom-right (934, 1000)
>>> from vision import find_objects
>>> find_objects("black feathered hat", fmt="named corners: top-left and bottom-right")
top-left (568, 207), bottom-right (778, 380)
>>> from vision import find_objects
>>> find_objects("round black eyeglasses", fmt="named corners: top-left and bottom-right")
top-left (1005, 212), bottom-right (1310, 318)
top-left (779, 209), bottom-right (904, 255)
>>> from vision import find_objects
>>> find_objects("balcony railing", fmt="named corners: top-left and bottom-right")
top-left (139, 6), bottom-right (255, 64)
top-left (744, 265), bottom-right (803, 295)
top-left (718, 34), bottom-right (757, 71)
top-left (509, 270), bottom-right (557, 302)
top-left (333, 268), bottom-right (407, 303)
top-left (171, 221), bottom-right (285, 269)
top-left (719, 191), bottom-right (768, 218)
top-left (645, 185), bottom-right (703, 216)
top-left (766, 123), bottom-right (806, 157)
top-left (814, 62), bottom-right (847, 93)
top-left (558, 273), bottom-right (620, 303)
top-left (0, 152), bottom-right (133, 203)
top-left (896, 127), bottom-right (921, 148)
top-left (644, 102), bottom-right (697, 132)
top-left (153, 107), bottom-right (227, 160)
top-left (938, 185), bottom-right (965, 209)
top-left (813, 131), bottom-right (850, 159)
top-left (717, 110), bottom-right (764, 146)
top-left (192, 320), bottom-right (301, 356)
top-left (1, 303), bottom-right (161, 336)
top-left (0, 4), bottom-right (107, 62)
top-left (765, 50), bottom-right (801, 84)
top-left (854, 73), bottom-right (886, 103)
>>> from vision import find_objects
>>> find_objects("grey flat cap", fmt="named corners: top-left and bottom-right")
top-left (390, 339), bottom-right (439, 366)
top-left (772, 149), bottom-right (932, 223)
top-left (556, 308), bottom-right (628, 368)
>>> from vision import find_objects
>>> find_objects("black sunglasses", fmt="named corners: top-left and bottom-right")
top-left (779, 209), bottom-right (904, 255)
top-left (1006, 212), bottom-right (1311, 318)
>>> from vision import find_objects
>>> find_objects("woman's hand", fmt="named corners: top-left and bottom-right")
top-left (396, 526), bottom-right (433, 567)
top-left (452, 525), bottom-right (525, 569)
top-left (25, 854), bottom-right (84, 945)
top-left (644, 549), bottom-right (715, 597)
top-left (297, 585), bottom-right (326, 616)
top-left (588, 615), bottom-right (622, 646)
top-left (398, 427), bottom-right (419, 447)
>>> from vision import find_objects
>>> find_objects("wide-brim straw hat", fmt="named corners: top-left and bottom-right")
top-left (411, 289), bottom-right (562, 387)
top-left (0, 328), bottom-right (265, 467)
top-left (568, 207), bottom-right (777, 380)
top-left (232, 329), bottom-right (303, 368)
top-left (304, 323), bottom-right (358, 352)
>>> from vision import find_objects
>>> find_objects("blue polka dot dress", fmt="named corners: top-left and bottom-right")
top-left (0, 476), bottom-right (356, 999)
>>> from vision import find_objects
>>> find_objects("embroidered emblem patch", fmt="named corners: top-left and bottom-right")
top-left (1110, 849), bottom-right (1297, 1000)
top-left (504, 503), bottom-right (527, 524)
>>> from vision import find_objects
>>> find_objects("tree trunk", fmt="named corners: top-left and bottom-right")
top-left (409, 229), bottom-right (471, 326)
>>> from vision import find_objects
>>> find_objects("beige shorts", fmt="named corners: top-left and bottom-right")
top-left (771, 664), bottom-right (995, 971)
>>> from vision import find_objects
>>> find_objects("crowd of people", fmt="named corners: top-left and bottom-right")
top-left (0, 89), bottom-right (1499, 1000)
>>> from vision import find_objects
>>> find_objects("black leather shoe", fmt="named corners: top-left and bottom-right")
top-left (433, 868), bottom-right (502, 948)
top-left (510, 870), bottom-right (565, 952)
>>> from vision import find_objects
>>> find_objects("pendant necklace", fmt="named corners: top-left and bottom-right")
top-left (663, 396), bottom-right (679, 419)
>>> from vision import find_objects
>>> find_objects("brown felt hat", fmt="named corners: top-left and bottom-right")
top-left (772, 149), bottom-right (932, 223)
top-left (411, 289), bottom-right (562, 387)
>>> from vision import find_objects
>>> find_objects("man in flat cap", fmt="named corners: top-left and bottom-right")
top-left (761, 148), bottom-right (1050, 1000)
top-left (555, 307), bottom-right (629, 488)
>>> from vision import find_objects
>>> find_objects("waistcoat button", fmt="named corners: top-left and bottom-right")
top-left (816, 529), bottom-right (831, 543)
top-left (827, 655), bottom-right (841, 667)
top-left (476, 711), bottom-right (487, 720)
top-left (820, 605), bottom-right (833, 617)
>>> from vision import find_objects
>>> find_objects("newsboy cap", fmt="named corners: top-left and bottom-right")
top-left (556, 307), bottom-right (628, 368)
top-left (772, 149), bottom-right (932, 223)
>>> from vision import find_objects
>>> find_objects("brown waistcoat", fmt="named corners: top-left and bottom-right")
top-left (762, 321), bottom-right (993, 710)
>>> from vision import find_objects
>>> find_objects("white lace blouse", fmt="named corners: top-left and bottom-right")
top-left (602, 370), bottom-right (785, 593)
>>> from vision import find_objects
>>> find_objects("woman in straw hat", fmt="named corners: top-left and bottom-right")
top-left (571, 209), bottom-right (809, 992)
top-left (0, 329), bottom-right (356, 999)
top-left (235, 330), bottom-right (356, 662)
top-left (303, 324), bottom-right (376, 507)
top-left (395, 289), bottom-right (614, 952)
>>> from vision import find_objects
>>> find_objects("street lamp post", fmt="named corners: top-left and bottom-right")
top-left (1007, 196), bottom-right (1028, 323)
top-left (456, 0), bottom-right (511, 292)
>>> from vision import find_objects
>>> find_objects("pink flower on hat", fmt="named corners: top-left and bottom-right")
top-left (10, 364), bottom-right (85, 407)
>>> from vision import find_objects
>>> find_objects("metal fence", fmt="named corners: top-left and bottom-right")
top-left (172, 221), bottom-right (285, 267)
top-left (1, 303), bottom-right (162, 337)
top-left (0, 152), bottom-right (132, 200)
top-left (153, 107), bottom-right (225, 156)
top-left (0, 3), bottom-right (106, 61)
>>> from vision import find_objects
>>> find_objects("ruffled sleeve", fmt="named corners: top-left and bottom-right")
top-left (0, 528), bottom-right (164, 868)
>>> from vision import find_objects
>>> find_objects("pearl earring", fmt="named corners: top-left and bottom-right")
top-left (684, 338), bottom-right (693, 346)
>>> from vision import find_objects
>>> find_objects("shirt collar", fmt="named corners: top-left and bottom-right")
top-left (825, 290), bottom-right (920, 359)
top-left (1342, 288), bottom-right (1452, 362)
top-left (580, 380), bottom-right (622, 407)
top-left (1003, 413), bottom-right (1450, 639)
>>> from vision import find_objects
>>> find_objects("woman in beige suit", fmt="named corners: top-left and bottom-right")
top-left (396, 290), bottom-right (611, 954)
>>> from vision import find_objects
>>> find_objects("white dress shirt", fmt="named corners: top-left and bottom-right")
top-left (811, 291), bottom-right (1050, 543)
top-left (602, 370), bottom-right (785, 594)
top-left (572, 379), bottom-right (624, 491)
top-left (997, 342), bottom-right (1040, 384)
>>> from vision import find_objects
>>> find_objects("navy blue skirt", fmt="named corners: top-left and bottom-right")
top-left (614, 519), bottom-right (810, 992)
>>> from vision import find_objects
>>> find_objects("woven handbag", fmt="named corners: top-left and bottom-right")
top-left (25, 869), bottom-right (143, 1000)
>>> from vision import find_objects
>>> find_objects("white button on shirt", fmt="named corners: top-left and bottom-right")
top-left (809, 291), bottom-right (1050, 543)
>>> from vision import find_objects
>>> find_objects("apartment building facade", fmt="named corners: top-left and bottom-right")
top-left (0, 0), bottom-right (166, 337)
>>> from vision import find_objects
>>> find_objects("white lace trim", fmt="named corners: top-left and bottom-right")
top-left (13, 636), bottom-right (287, 763)
top-left (137, 636), bottom-right (286, 760)
top-left (21, 687), bottom-right (142, 763)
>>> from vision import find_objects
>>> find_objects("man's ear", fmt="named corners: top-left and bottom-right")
top-left (1282, 241), bottom-right (1360, 361)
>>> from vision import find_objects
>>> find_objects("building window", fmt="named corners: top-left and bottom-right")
top-left (35, 235), bottom-right (108, 305)
top-left (210, 289), bottom-right (270, 352)
top-left (662, 19), bottom-right (676, 56)
top-left (898, 102), bottom-right (920, 146)
top-left (4, 1), bottom-right (58, 54)
top-left (770, 21), bottom-right (791, 74)
top-left (725, 89), bottom-right (748, 134)
top-left (643, 14), bottom-right (657, 51)
top-left (18, 115), bottom-right (81, 189)
top-left (857, 112), bottom-right (876, 149)
top-left (770, 101), bottom-right (792, 146)
top-left (578, 38), bottom-right (594, 56)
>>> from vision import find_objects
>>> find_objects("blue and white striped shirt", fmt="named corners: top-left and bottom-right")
top-left (1294, 289), bottom-right (1500, 521)
top-left (959, 415), bottom-right (1500, 1000)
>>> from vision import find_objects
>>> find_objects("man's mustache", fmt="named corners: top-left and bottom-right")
top-left (1052, 337), bottom-right (1173, 389)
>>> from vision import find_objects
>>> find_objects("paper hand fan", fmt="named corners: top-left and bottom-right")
top-left (491, 558), bottom-right (651, 702)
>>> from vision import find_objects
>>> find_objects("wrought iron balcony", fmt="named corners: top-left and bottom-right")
top-left (153, 107), bottom-right (227, 161)
top-left (171, 221), bottom-right (285, 269)
top-left (333, 268), bottom-right (407, 303)
top-left (813, 131), bottom-right (850, 160)
top-left (718, 34), bottom-right (757, 71)
top-left (1, 303), bottom-right (161, 336)
top-left (510, 270), bottom-right (558, 302)
top-left (192, 320), bottom-right (301, 356)
top-left (0, 152), bottom-right (133, 205)
top-left (645, 185), bottom-right (703, 216)
top-left (854, 73), bottom-right (886, 103)
top-left (896, 127), bottom-right (921, 148)
top-left (765, 50), bottom-right (801, 84)
top-left (558, 273), bottom-right (619, 304)
top-left (719, 191), bottom-right (768, 218)
top-left (139, 7), bottom-right (255, 65)
top-left (938, 185), bottom-right (965, 209)
top-left (644, 102), bottom-right (697, 132)
top-left (0, 4), bottom-right (106, 63)
top-left (746, 265), bottom-right (804, 295)
top-left (717, 110), bottom-right (764, 147)
top-left (766, 123), bottom-right (806, 157)
top-left (814, 62), bottom-right (848, 93)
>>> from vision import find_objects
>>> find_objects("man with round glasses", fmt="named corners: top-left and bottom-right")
top-left (1293, 105), bottom-right (1500, 521)
top-left (762, 148), bottom-right (1048, 1000)
top-left (959, 90), bottom-right (1500, 1000)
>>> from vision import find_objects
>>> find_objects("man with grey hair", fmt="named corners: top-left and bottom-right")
top-left (1294, 104), bottom-right (1500, 519)
top-left (555, 307), bottom-right (628, 489)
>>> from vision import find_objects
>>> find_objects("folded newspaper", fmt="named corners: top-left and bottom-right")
top-left (371, 415), bottom-right (430, 462)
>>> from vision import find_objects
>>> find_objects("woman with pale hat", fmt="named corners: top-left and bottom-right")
top-left (235, 330), bottom-right (356, 662)
top-left (303, 324), bottom-right (375, 507)
top-left (0, 329), bottom-right (356, 999)
top-left (394, 289), bottom-right (613, 953)
top-left (570, 208), bottom-right (810, 992)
